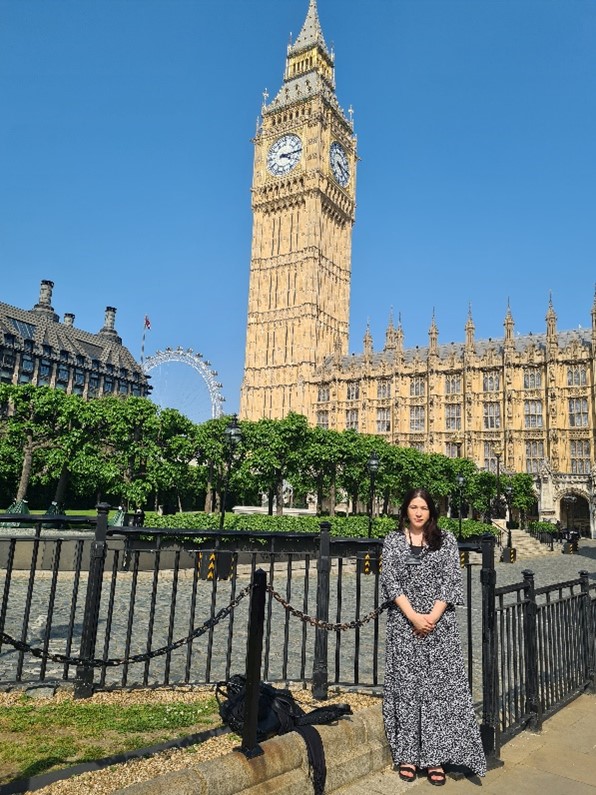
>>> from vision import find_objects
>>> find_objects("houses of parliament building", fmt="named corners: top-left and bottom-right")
top-left (239, 0), bottom-right (595, 537)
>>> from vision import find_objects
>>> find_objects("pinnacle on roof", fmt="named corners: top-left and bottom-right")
top-left (289, 0), bottom-right (331, 58)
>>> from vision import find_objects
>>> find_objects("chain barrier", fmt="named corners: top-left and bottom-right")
top-left (266, 584), bottom-right (391, 631)
top-left (0, 578), bottom-right (390, 669)
top-left (0, 584), bottom-right (251, 669)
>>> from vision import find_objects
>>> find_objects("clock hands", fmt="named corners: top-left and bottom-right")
top-left (279, 147), bottom-right (302, 159)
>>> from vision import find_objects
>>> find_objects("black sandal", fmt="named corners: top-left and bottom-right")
top-left (426, 767), bottom-right (446, 786)
top-left (398, 763), bottom-right (417, 782)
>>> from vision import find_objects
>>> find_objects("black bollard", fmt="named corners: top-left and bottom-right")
top-left (74, 503), bottom-right (109, 699)
top-left (480, 532), bottom-right (500, 759)
top-left (239, 568), bottom-right (266, 758)
top-left (312, 521), bottom-right (331, 700)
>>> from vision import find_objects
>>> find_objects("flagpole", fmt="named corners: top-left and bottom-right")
top-left (141, 316), bottom-right (151, 364)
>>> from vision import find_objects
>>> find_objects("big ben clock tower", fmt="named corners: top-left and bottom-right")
top-left (240, 0), bottom-right (356, 421)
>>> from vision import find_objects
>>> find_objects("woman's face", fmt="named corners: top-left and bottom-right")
top-left (407, 496), bottom-right (430, 532)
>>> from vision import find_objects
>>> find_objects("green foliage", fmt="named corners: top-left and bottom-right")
top-left (528, 520), bottom-right (558, 534)
top-left (0, 384), bottom-right (540, 522)
top-left (146, 510), bottom-right (397, 538)
top-left (438, 516), bottom-right (499, 539)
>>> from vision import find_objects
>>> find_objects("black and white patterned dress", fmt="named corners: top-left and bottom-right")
top-left (381, 529), bottom-right (486, 776)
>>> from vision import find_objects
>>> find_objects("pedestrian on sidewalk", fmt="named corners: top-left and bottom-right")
top-left (381, 487), bottom-right (486, 786)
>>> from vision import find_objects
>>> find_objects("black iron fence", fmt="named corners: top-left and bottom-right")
top-left (0, 508), bottom-right (388, 693)
top-left (0, 507), bottom-right (593, 761)
top-left (481, 567), bottom-right (596, 756)
top-left (0, 508), bottom-right (483, 697)
top-left (527, 526), bottom-right (581, 552)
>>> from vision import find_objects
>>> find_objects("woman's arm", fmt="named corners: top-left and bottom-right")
top-left (428, 600), bottom-right (448, 624)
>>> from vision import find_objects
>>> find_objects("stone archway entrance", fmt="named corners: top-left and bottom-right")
top-left (560, 494), bottom-right (590, 537)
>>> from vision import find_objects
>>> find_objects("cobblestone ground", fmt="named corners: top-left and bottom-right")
top-left (0, 534), bottom-right (594, 704)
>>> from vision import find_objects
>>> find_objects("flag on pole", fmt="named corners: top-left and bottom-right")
top-left (141, 315), bottom-right (151, 364)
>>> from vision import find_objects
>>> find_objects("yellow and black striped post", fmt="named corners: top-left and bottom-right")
top-left (459, 549), bottom-right (469, 568)
top-left (500, 546), bottom-right (517, 563)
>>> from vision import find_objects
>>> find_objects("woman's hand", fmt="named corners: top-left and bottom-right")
top-left (410, 613), bottom-right (435, 636)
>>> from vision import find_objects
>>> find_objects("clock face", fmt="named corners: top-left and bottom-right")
top-left (267, 134), bottom-right (303, 176)
top-left (330, 141), bottom-right (349, 187)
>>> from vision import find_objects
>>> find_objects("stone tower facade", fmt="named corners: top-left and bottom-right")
top-left (239, 1), bottom-right (595, 537)
top-left (240, 0), bottom-right (356, 420)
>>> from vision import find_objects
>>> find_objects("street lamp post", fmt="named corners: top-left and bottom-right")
top-left (366, 451), bottom-right (380, 538)
top-left (493, 442), bottom-right (502, 518)
top-left (219, 415), bottom-right (242, 530)
top-left (563, 494), bottom-right (577, 537)
top-left (504, 485), bottom-right (513, 548)
top-left (457, 474), bottom-right (465, 541)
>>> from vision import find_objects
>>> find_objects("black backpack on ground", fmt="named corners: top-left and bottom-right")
top-left (215, 674), bottom-right (353, 741)
top-left (215, 675), bottom-right (353, 795)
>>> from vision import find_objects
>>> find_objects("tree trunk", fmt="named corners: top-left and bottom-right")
top-left (329, 479), bottom-right (336, 517)
top-left (316, 473), bottom-right (324, 515)
top-left (177, 490), bottom-right (182, 513)
top-left (16, 436), bottom-right (34, 501)
top-left (276, 477), bottom-right (284, 516)
top-left (382, 487), bottom-right (390, 516)
top-left (204, 482), bottom-right (213, 514)
top-left (267, 488), bottom-right (274, 516)
top-left (53, 464), bottom-right (70, 507)
top-left (351, 488), bottom-right (358, 515)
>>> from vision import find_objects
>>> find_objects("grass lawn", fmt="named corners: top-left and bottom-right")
top-left (0, 688), bottom-right (221, 786)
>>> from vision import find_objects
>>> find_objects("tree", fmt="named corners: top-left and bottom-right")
top-left (240, 413), bottom-right (309, 515)
top-left (149, 408), bottom-right (201, 512)
top-left (0, 384), bottom-right (72, 502)
top-left (501, 472), bottom-right (538, 528)
top-left (297, 426), bottom-right (343, 514)
top-left (95, 396), bottom-right (162, 508)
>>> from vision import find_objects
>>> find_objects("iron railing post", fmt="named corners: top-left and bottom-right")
top-left (522, 569), bottom-right (542, 730)
top-left (312, 520), bottom-right (331, 700)
top-left (466, 562), bottom-right (473, 692)
top-left (579, 570), bottom-right (595, 693)
top-left (74, 503), bottom-right (109, 699)
top-left (239, 568), bottom-right (266, 758)
top-left (480, 532), bottom-right (500, 759)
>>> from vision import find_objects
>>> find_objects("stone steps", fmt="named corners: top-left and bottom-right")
top-left (509, 528), bottom-right (555, 558)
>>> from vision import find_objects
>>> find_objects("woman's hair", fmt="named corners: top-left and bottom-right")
top-left (398, 488), bottom-right (442, 551)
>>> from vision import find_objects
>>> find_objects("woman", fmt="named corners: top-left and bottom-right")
top-left (381, 488), bottom-right (486, 786)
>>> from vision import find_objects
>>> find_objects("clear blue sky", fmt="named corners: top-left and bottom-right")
top-left (1, 0), bottom-right (595, 421)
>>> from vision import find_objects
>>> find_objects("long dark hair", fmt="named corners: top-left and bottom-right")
top-left (398, 488), bottom-right (442, 551)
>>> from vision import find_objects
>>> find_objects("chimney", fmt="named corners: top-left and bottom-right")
top-left (63, 313), bottom-right (75, 327)
top-left (100, 306), bottom-right (119, 338)
top-left (33, 279), bottom-right (55, 312)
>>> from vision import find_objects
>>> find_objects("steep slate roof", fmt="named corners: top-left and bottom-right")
top-left (0, 284), bottom-right (143, 376)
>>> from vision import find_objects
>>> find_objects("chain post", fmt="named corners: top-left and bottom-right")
top-left (521, 569), bottom-right (542, 730)
top-left (239, 568), bottom-right (266, 758)
top-left (312, 521), bottom-right (331, 700)
top-left (579, 570), bottom-right (595, 693)
top-left (480, 532), bottom-right (500, 759)
top-left (74, 503), bottom-right (109, 699)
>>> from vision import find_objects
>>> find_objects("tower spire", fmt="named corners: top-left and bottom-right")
top-left (465, 303), bottom-right (475, 352)
top-left (265, 0), bottom-right (340, 114)
top-left (290, 0), bottom-right (330, 56)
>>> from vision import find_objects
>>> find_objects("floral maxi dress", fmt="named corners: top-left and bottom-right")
top-left (381, 529), bottom-right (486, 776)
